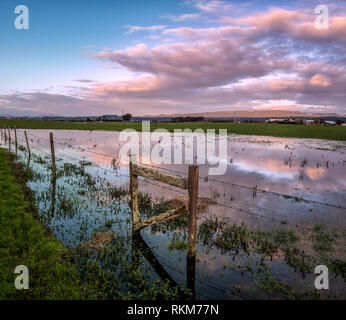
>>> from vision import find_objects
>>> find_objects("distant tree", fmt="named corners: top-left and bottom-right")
top-left (336, 119), bottom-right (343, 126)
top-left (122, 113), bottom-right (132, 121)
top-left (171, 116), bottom-right (204, 123)
top-left (171, 117), bottom-right (183, 122)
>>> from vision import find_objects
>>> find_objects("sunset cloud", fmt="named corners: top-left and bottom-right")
top-left (309, 74), bottom-right (332, 87)
top-left (1, 1), bottom-right (346, 116)
top-left (93, 40), bottom-right (294, 92)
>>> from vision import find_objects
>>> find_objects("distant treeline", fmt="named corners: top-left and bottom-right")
top-left (171, 116), bottom-right (205, 122)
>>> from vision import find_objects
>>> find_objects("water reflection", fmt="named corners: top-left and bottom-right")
top-left (20, 129), bottom-right (346, 231)
top-left (132, 231), bottom-right (178, 288)
top-left (11, 129), bottom-right (346, 299)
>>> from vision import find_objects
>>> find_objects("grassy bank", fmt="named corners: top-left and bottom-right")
top-left (0, 148), bottom-right (83, 299)
top-left (0, 148), bottom-right (188, 300)
top-left (1, 119), bottom-right (346, 141)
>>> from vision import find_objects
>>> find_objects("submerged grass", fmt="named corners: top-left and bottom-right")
top-left (2, 139), bottom-right (345, 300)
top-left (0, 147), bottom-right (191, 299)
top-left (311, 224), bottom-right (338, 253)
top-left (0, 148), bottom-right (82, 299)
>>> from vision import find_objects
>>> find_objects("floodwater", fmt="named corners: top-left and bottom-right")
top-left (4, 129), bottom-right (346, 299)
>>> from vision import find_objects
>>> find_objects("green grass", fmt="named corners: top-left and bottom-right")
top-left (1, 119), bottom-right (346, 141)
top-left (0, 150), bottom-right (188, 300)
top-left (0, 148), bottom-right (82, 299)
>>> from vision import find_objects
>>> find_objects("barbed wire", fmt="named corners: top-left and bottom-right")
top-left (4, 131), bottom-right (346, 215)
top-left (2, 128), bottom-right (344, 299)
top-left (1, 132), bottom-right (343, 295)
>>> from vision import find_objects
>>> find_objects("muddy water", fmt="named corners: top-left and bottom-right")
top-left (8, 129), bottom-right (346, 299)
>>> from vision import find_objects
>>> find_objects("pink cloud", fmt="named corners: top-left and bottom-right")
top-left (309, 74), bottom-right (332, 87)
top-left (93, 39), bottom-right (294, 95)
top-left (220, 8), bottom-right (346, 43)
top-left (87, 5), bottom-right (346, 115)
top-left (2, 4), bottom-right (346, 116)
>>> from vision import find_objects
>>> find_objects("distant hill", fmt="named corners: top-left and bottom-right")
top-left (2, 109), bottom-right (344, 122)
top-left (151, 109), bottom-right (341, 119)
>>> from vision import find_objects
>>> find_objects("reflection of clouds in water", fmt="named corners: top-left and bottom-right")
top-left (24, 129), bottom-right (346, 198)
top-left (306, 167), bottom-right (327, 180)
top-left (232, 158), bottom-right (296, 180)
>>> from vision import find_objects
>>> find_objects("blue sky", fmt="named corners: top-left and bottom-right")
top-left (0, 0), bottom-right (345, 116)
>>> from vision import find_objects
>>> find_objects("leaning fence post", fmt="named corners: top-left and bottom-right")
top-left (187, 165), bottom-right (198, 298)
top-left (129, 157), bottom-right (140, 230)
top-left (14, 126), bottom-right (18, 156)
top-left (49, 132), bottom-right (56, 180)
top-left (24, 131), bottom-right (31, 167)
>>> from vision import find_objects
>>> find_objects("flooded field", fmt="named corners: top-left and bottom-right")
top-left (2, 129), bottom-right (346, 299)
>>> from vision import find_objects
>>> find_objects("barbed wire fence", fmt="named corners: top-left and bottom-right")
top-left (1, 127), bottom-right (345, 233)
top-left (1, 127), bottom-right (346, 299)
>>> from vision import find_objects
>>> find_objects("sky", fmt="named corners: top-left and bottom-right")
top-left (0, 0), bottom-right (345, 117)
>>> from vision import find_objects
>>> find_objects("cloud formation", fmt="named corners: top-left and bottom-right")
top-left (125, 25), bottom-right (167, 34)
top-left (87, 5), bottom-right (346, 115)
top-left (2, 1), bottom-right (346, 116)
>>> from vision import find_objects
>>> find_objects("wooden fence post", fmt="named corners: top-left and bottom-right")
top-left (187, 165), bottom-right (198, 298)
top-left (49, 132), bottom-right (56, 180)
top-left (127, 162), bottom-right (199, 297)
top-left (14, 126), bottom-right (17, 156)
top-left (24, 131), bottom-right (31, 167)
top-left (129, 159), bottom-right (140, 230)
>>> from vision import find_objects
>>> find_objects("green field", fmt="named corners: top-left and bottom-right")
top-left (0, 148), bottom-right (186, 300)
top-left (1, 119), bottom-right (346, 141)
top-left (0, 148), bottom-right (86, 299)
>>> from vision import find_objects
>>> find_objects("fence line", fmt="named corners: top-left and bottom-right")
top-left (2, 135), bottom-right (318, 230)
top-left (3, 130), bottom-right (346, 228)
top-left (129, 161), bottom-right (198, 297)
top-left (15, 130), bottom-right (345, 211)
top-left (2, 128), bottom-right (345, 299)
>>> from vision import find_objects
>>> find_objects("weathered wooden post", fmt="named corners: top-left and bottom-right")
top-left (129, 157), bottom-right (140, 230)
top-left (187, 165), bottom-right (198, 298)
top-left (8, 127), bottom-right (11, 151)
top-left (49, 132), bottom-right (56, 180)
top-left (24, 131), bottom-right (31, 167)
top-left (14, 126), bottom-right (18, 156)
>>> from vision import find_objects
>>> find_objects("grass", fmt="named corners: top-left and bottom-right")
top-left (1, 119), bottom-right (346, 141)
top-left (0, 150), bottom-right (190, 300)
top-left (0, 148), bottom-right (83, 299)
top-left (168, 238), bottom-right (187, 251)
top-left (311, 225), bottom-right (338, 253)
